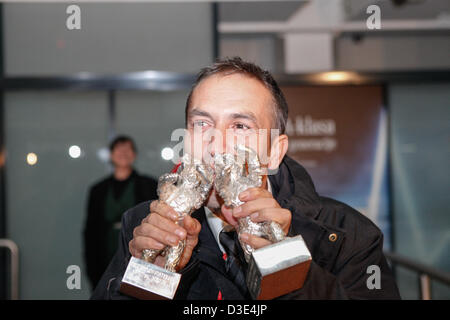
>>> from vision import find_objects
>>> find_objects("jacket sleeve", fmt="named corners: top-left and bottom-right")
top-left (90, 203), bottom-right (200, 300)
top-left (280, 205), bottom-right (400, 300)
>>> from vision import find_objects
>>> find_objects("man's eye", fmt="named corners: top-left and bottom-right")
top-left (193, 120), bottom-right (208, 128)
top-left (233, 123), bottom-right (251, 130)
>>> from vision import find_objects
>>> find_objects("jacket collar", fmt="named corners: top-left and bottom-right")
top-left (268, 156), bottom-right (323, 220)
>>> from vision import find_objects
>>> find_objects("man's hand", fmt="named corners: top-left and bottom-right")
top-left (222, 187), bottom-right (292, 249)
top-left (128, 200), bottom-right (201, 271)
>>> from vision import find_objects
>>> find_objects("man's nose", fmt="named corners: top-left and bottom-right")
top-left (207, 129), bottom-right (223, 158)
top-left (207, 127), bottom-right (230, 158)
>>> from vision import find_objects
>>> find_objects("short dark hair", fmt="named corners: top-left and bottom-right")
top-left (109, 135), bottom-right (137, 153)
top-left (185, 57), bottom-right (289, 134)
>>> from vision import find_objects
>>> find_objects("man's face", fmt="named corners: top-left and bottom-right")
top-left (111, 141), bottom-right (136, 169)
top-left (186, 73), bottom-right (276, 211)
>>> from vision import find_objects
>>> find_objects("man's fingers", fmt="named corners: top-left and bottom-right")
top-left (129, 236), bottom-right (164, 258)
top-left (221, 204), bottom-right (239, 227)
top-left (135, 223), bottom-right (180, 247)
top-left (175, 217), bottom-right (200, 271)
top-left (146, 213), bottom-right (187, 239)
top-left (183, 215), bottom-right (201, 236)
top-left (149, 200), bottom-right (179, 221)
top-left (248, 207), bottom-right (291, 234)
top-left (238, 187), bottom-right (272, 202)
top-left (232, 197), bottom-right (279, 218)
top-left (239, 233), bottom-right (271, 249)
top-left (130, 202), bottom-right (202, 271)
top-left (177, 243), bottom-right (197, 272)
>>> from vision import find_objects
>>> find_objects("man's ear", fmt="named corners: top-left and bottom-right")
top-left (268, 134), bottom-right (288, 170)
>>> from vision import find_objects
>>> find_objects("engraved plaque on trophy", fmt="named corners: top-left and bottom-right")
top-left (246, 235), bottom-right (312, 300)
top-left (120, 257), bottom-right (182, 300)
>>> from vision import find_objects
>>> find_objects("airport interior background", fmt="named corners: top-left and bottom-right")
top-left (0, 0), bottom-right (449, 300)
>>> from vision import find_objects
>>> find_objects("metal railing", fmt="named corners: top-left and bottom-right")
top-left (0, 239), bottom-right (19, 300)
top-left (384, 251), bottom-right (450, 300)
top-left (1, 239), bottom-right (449, 300)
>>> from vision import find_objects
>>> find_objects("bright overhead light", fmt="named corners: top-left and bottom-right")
top-left (26, 153), bottom-right (38, 166)
top-left (97, 148), bottom-right (110, 163)
top-left (320, 72), bottom-right (351, 82)
top-left (69, 145), bottom-right (81, 159)
top-left (161, 147), bottom-right (174, 161)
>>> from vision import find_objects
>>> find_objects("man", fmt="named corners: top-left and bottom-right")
top-left (92, 58), bottom-right (400, 299)
top-left (84, 135), bottom-right (158, 290)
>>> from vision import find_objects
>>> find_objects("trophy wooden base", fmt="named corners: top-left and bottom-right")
top-left (119, 257), bottom-right (181, 300)
top-left (246, 235), bottom-right (312, 300)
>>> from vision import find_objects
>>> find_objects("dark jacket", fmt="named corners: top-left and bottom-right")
top-left (91, 156), bottom-right (400, 300)
top-left (83, 170), bottom-right (158, 290)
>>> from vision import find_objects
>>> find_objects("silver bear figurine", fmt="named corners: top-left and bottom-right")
top-left (214, 145), bottom-right (285, 262)
top-left (142, 153), bottom-right (214, 272)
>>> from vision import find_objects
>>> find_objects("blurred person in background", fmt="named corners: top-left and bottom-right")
top-left (83, 135), bottom-right (158, 290)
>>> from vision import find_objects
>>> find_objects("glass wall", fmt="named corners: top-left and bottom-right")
top-left (4, 88), bottom-right (194, 299)
top-left (389, 82), bottom-right (450, 299)
top-left (5, 91), bottom-right (109, 299)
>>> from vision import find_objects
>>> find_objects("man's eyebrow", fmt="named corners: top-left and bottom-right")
top-left (188, 109), bottom-right (260, 126)
top-left (187, 109), bottom-right (213, 119)
top-left (229, 112), bottom-right (259, 125)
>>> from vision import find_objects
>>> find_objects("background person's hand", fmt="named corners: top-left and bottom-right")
top-left (128, 200), bottom-right (201, 271)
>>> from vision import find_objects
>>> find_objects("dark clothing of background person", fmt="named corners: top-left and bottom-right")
top-left (84, 170), bottom-right (158, 290)
top-left (91, 156), bottom-right (400, 300)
